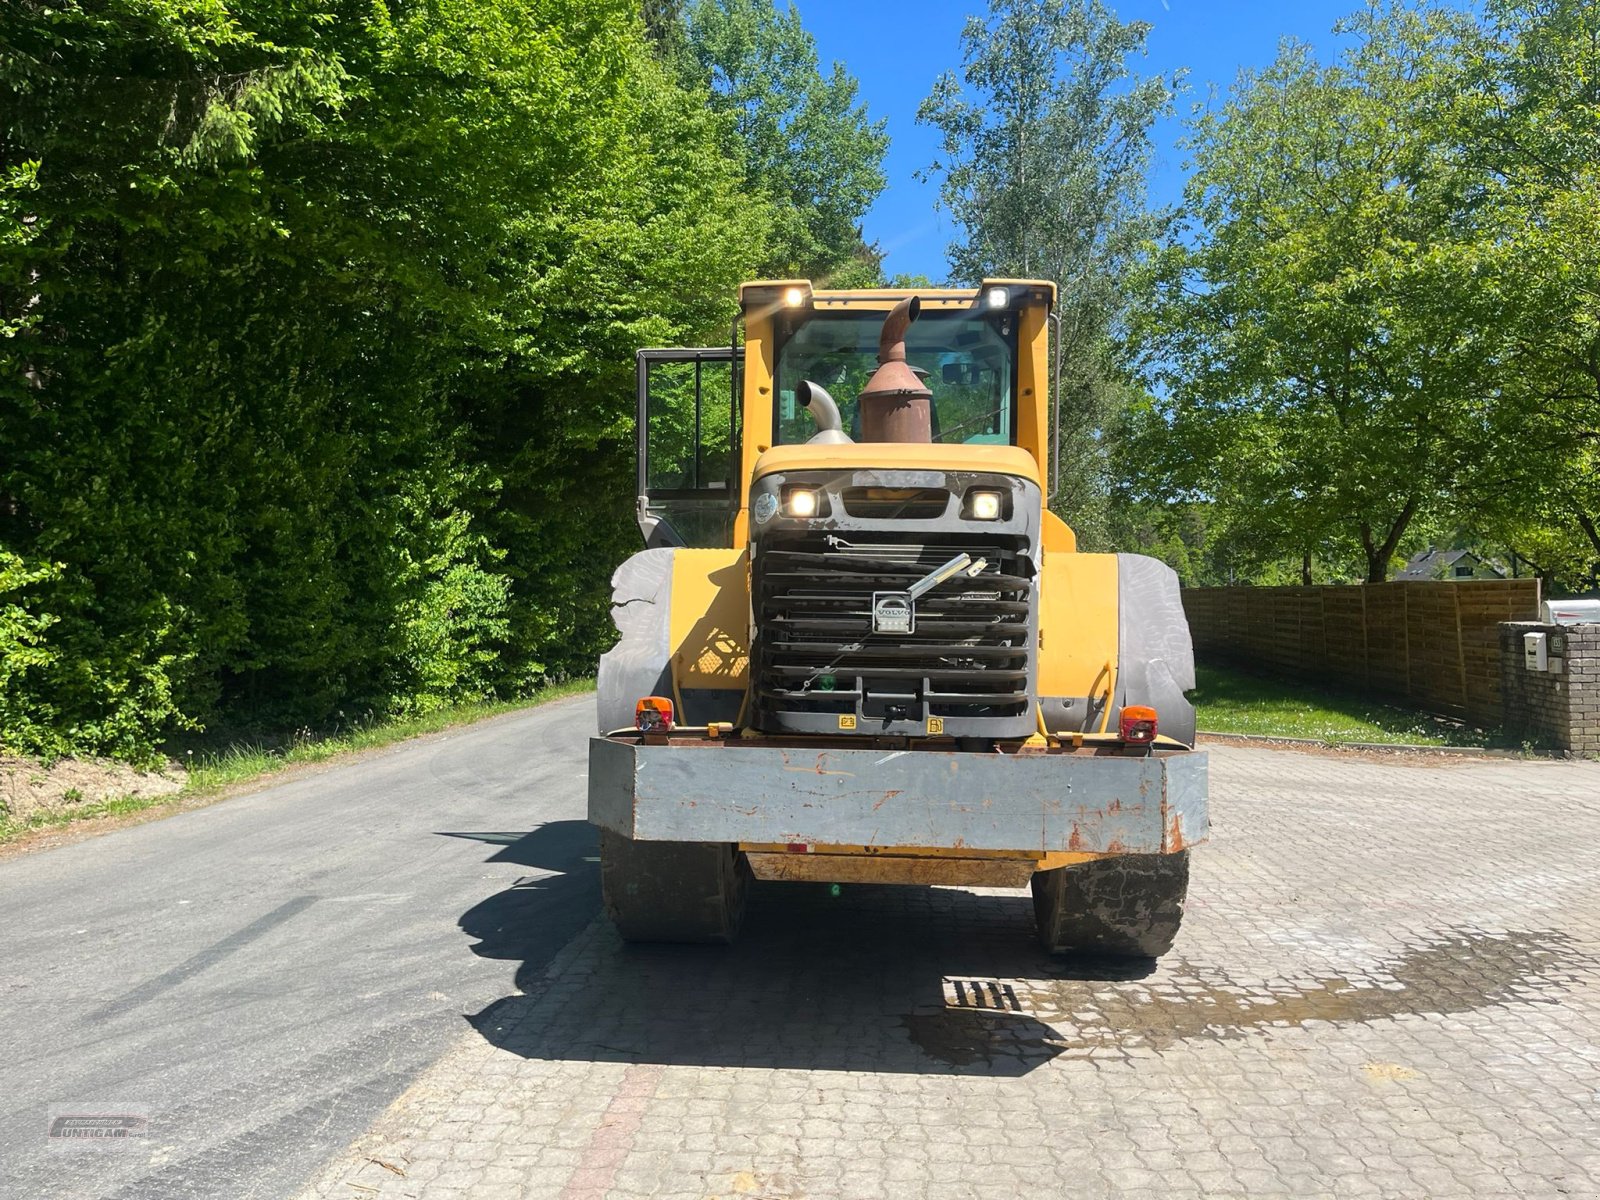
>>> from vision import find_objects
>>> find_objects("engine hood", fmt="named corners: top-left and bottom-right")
top-left (751, 442), bottom-right (1041, 487)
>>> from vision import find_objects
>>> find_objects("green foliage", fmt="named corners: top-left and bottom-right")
top-left (0, 551), bottom-right (64, 759)
top-left (1131, 3), bottom-right (1493, 582)
top-left (677, 0), bottom-right (889, 281)
top-left (1453, 0), bottom-right (1600, 590)
top-left (917, 0), bottom-right (1180, 547)
top-left (390, 500), bottom-right (512, 718)
top-left (1, 0), bottom-right (770, 760)
top-left (0, 547), bottom-right (194, 765)
top-left (1131, 0), bottom-right (1600, 590)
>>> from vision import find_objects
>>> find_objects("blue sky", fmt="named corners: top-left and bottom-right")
top-left (800, 0), bottom-right (1362, 281)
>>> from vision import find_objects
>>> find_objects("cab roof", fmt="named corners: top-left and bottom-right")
top-left (739, 278), bottom-right (1057, 312)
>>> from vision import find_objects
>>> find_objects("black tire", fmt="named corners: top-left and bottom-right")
top-left (1031, 851), bottom-right (1189, 959)
top-left (599, 830), bottom-right (749, 944)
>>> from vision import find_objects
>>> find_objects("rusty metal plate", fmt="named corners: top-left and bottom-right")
top-left (744, 852), bottom-right (1035, 888)
top-left (589, 738), bottom-right (1208, 855)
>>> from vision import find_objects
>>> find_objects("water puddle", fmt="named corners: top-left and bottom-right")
top-left (904, 929), bottom-right (1586, 1065)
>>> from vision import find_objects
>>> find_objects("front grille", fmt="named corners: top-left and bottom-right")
top-left (752, 533), bottom-right (1034, 732)
top-left (840, 487), bottom-right (948, 519)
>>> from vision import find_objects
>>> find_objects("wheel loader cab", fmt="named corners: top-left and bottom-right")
top-left (633, 281), bottom-right (1059, 549)
top-left (597, 279), bottom-right (1206, 955)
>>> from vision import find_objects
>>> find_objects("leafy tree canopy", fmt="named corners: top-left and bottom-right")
top-left (1126, 1), bottom-right (1599, 591)
top-left (1, 0), bottom-right (768, 760)
top-left (1130, 3), bottom-right (1504, 583)
top-left (918, 0), bottom-right (1180, 547)
top-left (1455, 0), bottom-right (1600, 588)
top-left (675, 0), bottom-right (890, 282)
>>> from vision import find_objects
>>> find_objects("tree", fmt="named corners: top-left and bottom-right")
top-left (457, 42), bottom-right (768, 693)
top-left (1131, 3), bottom-right (1502, 583)
top-left (1451, 0), bottom-right (1600, 589)
top-left (1, 0), bottom-right (763, 759)
top-left (918, 0), bottom-right (1180, 547)
top-left (677, 0), bottom-right (889, 281)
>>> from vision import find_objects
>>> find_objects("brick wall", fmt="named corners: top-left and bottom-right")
top-left (1499, 622), bottom-right (1600, 754)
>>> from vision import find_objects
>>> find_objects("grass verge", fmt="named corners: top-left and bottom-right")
top-left (0, 679), bottom-right (595, 848)
top-left (1191, 662), bottom-right (1495, 748)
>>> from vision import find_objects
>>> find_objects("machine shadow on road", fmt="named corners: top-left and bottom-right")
top-left (448, 821), bottom-right (602, 994)
top-left (462, 864), bottom-right (1157, 1078)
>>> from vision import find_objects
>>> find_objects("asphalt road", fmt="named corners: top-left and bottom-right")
top-left (0, 694), bottom-right (601, 1200)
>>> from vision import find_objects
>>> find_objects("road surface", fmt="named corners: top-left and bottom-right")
top-left (0, 695), bottom-right (599, 1200)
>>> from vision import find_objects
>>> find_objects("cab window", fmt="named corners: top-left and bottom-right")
top-left (773, 310), bottom-right (1016, 446)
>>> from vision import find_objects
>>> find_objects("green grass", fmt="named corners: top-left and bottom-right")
top-left (0, 679), bottom-right (595, 846)
top-left (0, 789), bottom-right (191, 843)
top-left (1190, 662), bottom-right (1494, 747)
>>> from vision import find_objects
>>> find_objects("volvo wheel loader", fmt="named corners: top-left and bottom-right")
top-left (588, 280), bottom-right (1207, 958)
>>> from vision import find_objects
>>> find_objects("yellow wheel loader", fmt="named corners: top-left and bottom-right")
top-left (589, 280), bottom-right (1207, 958)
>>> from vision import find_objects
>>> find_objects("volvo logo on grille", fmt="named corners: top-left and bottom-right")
top-left (872, 591), bottom-right (914, 634)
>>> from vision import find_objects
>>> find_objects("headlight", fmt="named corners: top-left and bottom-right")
top-left (785, 487), bottom-right (819, 518)
top-left (967, 489), bottom-right (1003, 520)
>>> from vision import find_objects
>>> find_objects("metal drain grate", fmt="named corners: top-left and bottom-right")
top-left (943, 978), bottom-right (1022, 1012)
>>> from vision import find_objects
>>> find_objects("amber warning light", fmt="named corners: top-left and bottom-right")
top-left (1118, 705), bottom-right (1158, 744)
top-left (635, 696), bottom-right (674, 733)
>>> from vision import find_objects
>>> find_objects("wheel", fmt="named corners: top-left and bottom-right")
top-left (1031, 851), bottom-right (1189, 959)
top-left (599, 830), bottom-right (749, 944)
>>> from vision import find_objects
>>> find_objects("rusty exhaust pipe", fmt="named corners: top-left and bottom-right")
top-left (877, 295), bottom-right (919, 365)
top-left (859, 296), bottom-right (932, 443)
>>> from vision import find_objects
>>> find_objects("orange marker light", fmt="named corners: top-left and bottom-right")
top-left (635, 696), bottom-right (674, 733)
top-left (1118, 704), bottom-right (1158, 744)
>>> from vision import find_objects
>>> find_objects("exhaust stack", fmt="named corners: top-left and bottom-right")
top-left (858, 296), bottom-right (932, 443)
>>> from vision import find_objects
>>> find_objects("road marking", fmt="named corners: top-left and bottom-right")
top-left (558, 1062), bottom-right (663, 1200)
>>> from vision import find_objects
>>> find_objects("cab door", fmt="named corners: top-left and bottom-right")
top-left (636, 347), bottom-right (739, 548)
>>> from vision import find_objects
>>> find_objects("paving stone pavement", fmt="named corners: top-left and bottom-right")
top-left (298, 746), bottom-right (1600, 1200)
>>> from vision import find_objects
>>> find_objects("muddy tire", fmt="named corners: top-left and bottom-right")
top-left (599, 830), bottom-right (749, 944)
top-left (1031, 851), bottom-right (1189, 959)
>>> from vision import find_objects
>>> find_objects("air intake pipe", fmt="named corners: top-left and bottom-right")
top-left (797, 380), bottom-right (852, 444)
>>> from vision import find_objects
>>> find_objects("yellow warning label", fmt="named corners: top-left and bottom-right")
top-left (839, 714), bottom-right (857, 730)
top-left (928, 717), bottom-right (944, 735)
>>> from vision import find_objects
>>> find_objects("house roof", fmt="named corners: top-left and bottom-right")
top-left (1395, 548), bottom-right (1486, 581)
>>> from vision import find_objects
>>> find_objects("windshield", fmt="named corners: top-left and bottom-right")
top-left (773, 309), bottom-right (1016, 446)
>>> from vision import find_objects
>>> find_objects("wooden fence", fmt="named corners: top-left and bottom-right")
top-left (1180, 581), bottom-right (1542, 727)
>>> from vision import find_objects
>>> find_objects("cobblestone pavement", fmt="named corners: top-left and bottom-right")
top-left (299, 746), bottom-right (1600, 1200)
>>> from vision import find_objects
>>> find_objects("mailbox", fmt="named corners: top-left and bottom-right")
top-left (1542, 599), bottom-right (1600, 625)
top-left (1524, 632), bottom-right (1548, 672)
